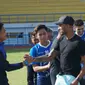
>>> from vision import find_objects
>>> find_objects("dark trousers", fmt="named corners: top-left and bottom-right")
top-left (37, 75), bottom-right (52, 85)
top-left (50, 69), bottom-right (57, 85)
top-left (27, 65), bottom-right (37, 85)
top-left (50, 59), bottom-right (60, 85)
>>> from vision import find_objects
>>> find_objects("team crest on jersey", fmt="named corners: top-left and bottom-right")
top-left (45, 50), bottom-right (49, 55)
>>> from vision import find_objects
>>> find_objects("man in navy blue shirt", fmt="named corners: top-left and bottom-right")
top-left (0, 22), bottom-right (25, 85)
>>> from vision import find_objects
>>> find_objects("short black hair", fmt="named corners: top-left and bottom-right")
top-left (34, 25), bottom-right (48, 34)
top-left (75, 19), bottom-right (84, 26)
top-left (31, 31), bottom-right (36, 36)
top-left (31, 31), bottom-right (36, 37)
top-left (47, 28), bottom-right (53, 33)
top-left (0, 22), bottom-right (4, 31)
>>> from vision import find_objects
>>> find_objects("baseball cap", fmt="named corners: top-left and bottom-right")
top-left (55, 15), bottom-right (74, 26)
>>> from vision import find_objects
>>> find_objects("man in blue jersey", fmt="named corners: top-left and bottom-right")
top-left (0, 22), bottom-right (25, 85)
top-left (29, 25), bottom-right (52, 85)
top-left (74, 19), bottom-right (85, 85)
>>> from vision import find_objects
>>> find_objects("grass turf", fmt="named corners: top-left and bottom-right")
top-left (6, 48), bottom-right (30, 85)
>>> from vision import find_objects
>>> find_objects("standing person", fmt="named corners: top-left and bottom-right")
top-left (27, 27), bottom-right (52, 85)
top-left (27, 31), bottom-right (39, 85)
top-left (74, 19), bottom-right (85, 85)
top-left (29, 25), bottom-right (52, 85)
top-left (0, 22), bottom-right (25, 85)
top-left (25, 16), bottom-right (85, 85)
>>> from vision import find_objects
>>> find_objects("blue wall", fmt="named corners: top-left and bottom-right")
top-left (4, 22), bottom-right (58, 46)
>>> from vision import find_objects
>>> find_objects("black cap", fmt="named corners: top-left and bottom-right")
top-left (55, 15), bottom-right (74, 26)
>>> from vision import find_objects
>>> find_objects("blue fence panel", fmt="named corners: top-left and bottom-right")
top-left (4, 34), bottom-right (30, 46)
top-left (4, 31), bottom-right (58, 46)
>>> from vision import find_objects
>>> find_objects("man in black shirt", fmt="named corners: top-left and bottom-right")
top-left (25, 16), bottom-right (85, 85)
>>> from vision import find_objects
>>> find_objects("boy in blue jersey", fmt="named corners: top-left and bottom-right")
top-left (0, 22), bottom-right (25, 85)
top-left (74, 19), bottom-right (85, 85)
top-left (29, 25), bottom-right (52, 85)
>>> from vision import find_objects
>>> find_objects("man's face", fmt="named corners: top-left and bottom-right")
top-left (58, 24), bottom-right (68, 34)
top-left (75, 25), bottom-right (84, 36)
top-left (0, 27), bottom-right (7, 42)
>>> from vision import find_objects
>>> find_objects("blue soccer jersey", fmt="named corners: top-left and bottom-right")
top-left (29, 40), bottom-right (52, 77)
top-left (81, 32), bottom-right (85, 41)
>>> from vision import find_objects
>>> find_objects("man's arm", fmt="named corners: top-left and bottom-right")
top-left (71, 40), bottom-right (85, 85)
top-left (71, 56), bottom-right (85, 85)
top-left (33, 49), bottom-right (59, 62)
top-left (33, 63), bottom-right (50, 72)
top-left (0, 51), bottom-right (24, 71)
top-left (24, 49), bottom-right (59, 63)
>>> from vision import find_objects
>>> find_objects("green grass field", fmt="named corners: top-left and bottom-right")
top-left (6, 48), bottom-right (30, 85)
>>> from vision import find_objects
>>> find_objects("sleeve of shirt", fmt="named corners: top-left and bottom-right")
top-left (0, 51), bottom-right (23, 72)
top-left (29, 47), bottom-right (40, 66)
top-left (52, 37), bottom-right (60, 51)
